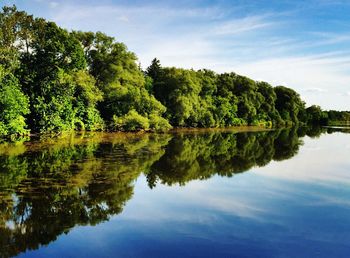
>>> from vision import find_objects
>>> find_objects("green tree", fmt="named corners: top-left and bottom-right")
top-left (146, 58), bottom-right (163, 83)
top-left (256, 81), bottom-right (282, 125)
top-left (15, 16), bottom-right (88, 132)
top-left (0, 66), bottom-right (29, 137)
top-left (73, 32), bottom-right (169, 130)
top-left (153, 67), bottom-right (202, 126)
top-left (274, 86), bottom-right (305, 125)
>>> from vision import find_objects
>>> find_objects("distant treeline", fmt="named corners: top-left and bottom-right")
top-left (0, 6), bottom-right (349, 138)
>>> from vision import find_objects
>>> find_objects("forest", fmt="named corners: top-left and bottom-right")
top-left (1, 6), bottom-right (349, 138)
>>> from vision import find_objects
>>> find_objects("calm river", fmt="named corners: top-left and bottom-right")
top-left (0, 127), bottom-right (349, 257)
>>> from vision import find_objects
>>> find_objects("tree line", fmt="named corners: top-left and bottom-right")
top-left (0, 6), bottom-right (349, 138)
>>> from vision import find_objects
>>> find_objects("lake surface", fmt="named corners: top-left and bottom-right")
top-left (0, 127), bottom-right (350, 257)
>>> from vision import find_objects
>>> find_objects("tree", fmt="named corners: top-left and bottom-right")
top-left (145, 58), bottom-right (162, 82)
top-left (0, 65), bottom-right (29, 137)
top-left (15, 16), bottom-right (89, 132)
top-left (274, 86), bottom-right (305, 125)
top-left (0, 5), bottom-right (34, 71)
top-left (256, 81), bottom-right (282, 125)
top-left (153, 67), bottom-right (202, 126)
top-left (73, 32), bottom-right (169, 131)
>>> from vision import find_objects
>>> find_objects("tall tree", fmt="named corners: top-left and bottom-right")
top-left (0, 65), bottom-right (29, 136)
top-left (73, 32), bottom-right (170, 131)
top-left (274, 86), bottom-right (305, 125)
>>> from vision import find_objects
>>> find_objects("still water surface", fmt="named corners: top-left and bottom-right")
top-left (0, 127), bottom-right (350, 257)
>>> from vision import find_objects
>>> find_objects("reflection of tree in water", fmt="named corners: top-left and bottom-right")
top-left (0, 127), bottom-right (334, 256)
top-left (146, 128), bottom-right (303, 187)
top-left (0, 133), bottom-right (171, 257)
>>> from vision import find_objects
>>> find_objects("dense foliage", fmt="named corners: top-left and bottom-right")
top-left (0, 6), bottom-right (349, 138)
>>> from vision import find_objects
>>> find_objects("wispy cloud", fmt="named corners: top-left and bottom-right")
top-left (257, 133), bottom-right (350, 184)
top-left (311, 32), bottom-right (350, 45)
top-left (304, 88), bottom-right (328, 93)
top-left (231, 52), bottom-right (350, 110)
top-left (213, 15), bottom-right (276, 35)
top-left (49, 1), bottom-right (58, 8)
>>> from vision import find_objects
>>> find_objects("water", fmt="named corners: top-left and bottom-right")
top-left (0, 127), bottom-right (349, 257)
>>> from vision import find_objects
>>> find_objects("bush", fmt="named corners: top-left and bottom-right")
top-left (149, 113), bottom-right (172, 131)
top-left (201, 111), bottom-right (216, 128)
top-left (231, 118), bottom-right (247, 126)
top-left (0, 122), bottom-right (8, 136)
top-left (84, 107), bottom-right (105, 131)
top-left (112, 110), bottom-right (150, 131)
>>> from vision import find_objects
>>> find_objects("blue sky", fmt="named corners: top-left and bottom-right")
top-left (2, 0), bottom-right (350, 110)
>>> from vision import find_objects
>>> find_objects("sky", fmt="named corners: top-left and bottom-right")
top-left (2, 0), bottom-right (350, 110)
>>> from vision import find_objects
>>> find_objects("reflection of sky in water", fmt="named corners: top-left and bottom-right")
top-left (19, 133), bottom-right (350, 258)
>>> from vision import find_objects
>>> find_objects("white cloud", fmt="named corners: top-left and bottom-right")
top-left (213, 15), bottom-right (275, 35)
top-left (228, 53), bottom-right (350, 110)
top-left (118, 15), bottom-right (129, 23)
top-left (49, 2), bottom-right (58, 8)
top-left (311, 32), bottom-right (350, 45)
top-left (256, 134), bottom-right (350, 185)
top-left (304, 88), bottom-right (328, 93)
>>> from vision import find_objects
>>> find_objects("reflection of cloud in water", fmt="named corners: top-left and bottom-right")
top-left (307, 195), bottom-right (350, 208)
top-left (120, 175), bottom-right (270, 223)
top-left (200, 195), bottom-right (266, 218)
top-left (256, 133), bottom-right (350, 185)
top-left (120, 131), bottom-right (350, 225)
